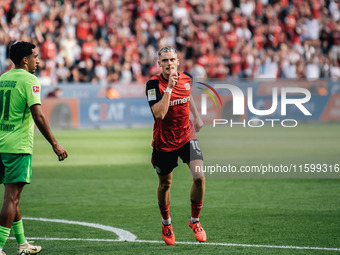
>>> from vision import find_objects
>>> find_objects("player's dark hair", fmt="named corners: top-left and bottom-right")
top-left (9, 41), bottom-right (36, 65)
top-left (158, 46), bottom-right (177, 57)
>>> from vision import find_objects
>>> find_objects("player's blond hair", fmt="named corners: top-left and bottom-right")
top-left (158, 46), bottom-right (177, 58)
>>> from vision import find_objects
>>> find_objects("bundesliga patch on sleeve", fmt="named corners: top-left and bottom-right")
top-left (32, 85), bottom-right (40, 95)
top-left (147, 88), bottom-right (156, 101)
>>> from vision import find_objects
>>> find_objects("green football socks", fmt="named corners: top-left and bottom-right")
top-left (0, 226), bottom-right (10, 249)
top-left (12, 220), bottom-right (26, 244)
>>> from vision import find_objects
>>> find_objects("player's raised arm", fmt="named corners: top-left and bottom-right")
top-left (151, 69), bottom-right (178, 119)
top-left (150, 92), bottom-right (171, 120)
top-left (190, 95), bottom-right (204, 132)
top-left (30, 104), bottom-right (68, 161)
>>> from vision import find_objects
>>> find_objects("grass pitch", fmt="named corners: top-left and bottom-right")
top-left (1, 124), bottom-right (339, 254)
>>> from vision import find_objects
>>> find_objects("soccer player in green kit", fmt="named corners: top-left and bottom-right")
top-left (0, 41), bottom-right (68, 255)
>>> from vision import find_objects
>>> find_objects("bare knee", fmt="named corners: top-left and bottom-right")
top-left (3, 193), bottom-right (20, 207)
top-left (158, 172), bottom-right (172, 192)
top-left (3, 183), bottom-right (24, 206)
top-left (158, 181), bottom-right (172, 192)
top-left (193, 177), bottom-right (205, 187)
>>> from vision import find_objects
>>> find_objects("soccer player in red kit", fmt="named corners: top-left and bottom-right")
top-left (145, 46), bottom-right (206, 246)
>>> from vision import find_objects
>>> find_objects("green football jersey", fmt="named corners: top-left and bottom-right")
top-left (0, 68), bottom-right (41, 154)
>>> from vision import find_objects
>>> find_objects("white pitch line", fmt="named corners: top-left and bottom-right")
top-left (22, 217), bottom-right (136, 241)
top-left (19, 217), bottom-right (340, 252)
top-left (8, 237), bottom-right (340, 252)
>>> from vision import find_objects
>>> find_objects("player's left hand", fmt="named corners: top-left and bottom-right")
top-left (193, 116), bottom-right (204, 133)
top-left (53, 144), bottom-right (68, 161)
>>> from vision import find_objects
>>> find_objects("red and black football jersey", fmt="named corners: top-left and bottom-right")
top-left (146, 71), bottom-right (192, 152)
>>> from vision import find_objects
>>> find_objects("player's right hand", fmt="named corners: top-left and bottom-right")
top-left (53, 144), bottom-right (68, 161)
top-left (168, 68), bottom-right (178, 88)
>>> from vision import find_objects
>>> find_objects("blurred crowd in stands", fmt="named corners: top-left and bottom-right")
top-left (1, 0), bottom-right (340, 85)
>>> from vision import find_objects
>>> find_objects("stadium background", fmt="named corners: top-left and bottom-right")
top-left (1, 0), bottom-right (340, 128)
top-left (0, 0), bottom-right (340, 254)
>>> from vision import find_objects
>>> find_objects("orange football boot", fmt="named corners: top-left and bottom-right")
top-left (162, 223), bottom-right (175, 246)
top-left (188, 220), bottom-right (207, 242)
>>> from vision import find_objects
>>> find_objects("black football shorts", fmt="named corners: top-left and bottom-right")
top-left (152, 139), bottom-right (203, 175)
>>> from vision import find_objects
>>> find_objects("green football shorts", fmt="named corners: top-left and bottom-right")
top-left (0, 153), bottom-right (32, 184)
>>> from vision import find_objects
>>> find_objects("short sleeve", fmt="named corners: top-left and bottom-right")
top-left (146, 79), bottom-right (162, 106)
top-left (183, 71), bottom-right (193, 87)
top-left (25, 75), bottom-right (41, 107)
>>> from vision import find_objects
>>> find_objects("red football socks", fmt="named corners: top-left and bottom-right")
top-left (191, 200), bottom-right (203, 219)
top-left (159, 204), bottom-right (170, 220)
